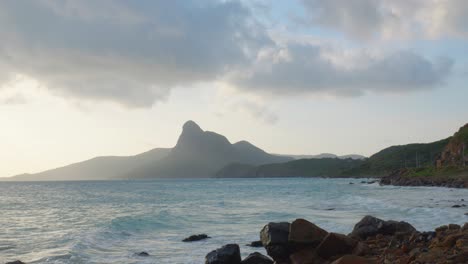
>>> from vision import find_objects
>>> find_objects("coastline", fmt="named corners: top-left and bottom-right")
top-left (202, 216), bottom-right (468, 264)
top-left (379, 169), bottom-right (468, 189)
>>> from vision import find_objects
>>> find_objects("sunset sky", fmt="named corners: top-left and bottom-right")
top-left (0, 0), bottom-right (467, 177)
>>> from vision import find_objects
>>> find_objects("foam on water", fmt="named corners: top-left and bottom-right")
top-left (1, 178), bottom-right (467, 263)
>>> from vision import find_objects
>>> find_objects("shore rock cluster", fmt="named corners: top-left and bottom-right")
top-left (205, 216), bottom-right (468, 264)
top-left (380, 169), bottom-right (468, 188)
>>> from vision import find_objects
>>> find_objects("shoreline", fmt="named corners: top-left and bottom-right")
top-left (202, 216), bottom-right (468, 264)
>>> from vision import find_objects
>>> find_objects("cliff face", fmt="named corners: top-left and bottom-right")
top-left (437, 124), bottom-right (468, 168)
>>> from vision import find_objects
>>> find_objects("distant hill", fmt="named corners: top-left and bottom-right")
top-left (127, 121), bottom-right (291, 178)
top-left (8, 148), bottom-right (171, 181)
top-left (215, 158), bottom-right (365, 178)
top-left (7, 121), bottom-right (291, 181)
top-left (344, 138), bottom-right (451, 177)
top-left (279, 153), bottom-right (366, 160)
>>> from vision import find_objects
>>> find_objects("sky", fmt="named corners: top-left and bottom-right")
top-left (0, 0), bottom-right (467, 177)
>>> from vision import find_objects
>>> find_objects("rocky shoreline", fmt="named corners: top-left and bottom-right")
top-left (204, 216), bottom-right (468, 264)
top-left (379, 169), bottom-right (468, 189)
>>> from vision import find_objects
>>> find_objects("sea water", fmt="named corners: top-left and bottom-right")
top-left (1, 178), bottom-right (467, 263)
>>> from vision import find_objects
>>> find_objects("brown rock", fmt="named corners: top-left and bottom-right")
top-left (330, 255), bottom-right (375, 264)
top-left (448, 224), bottom-right (461, 230)
top-left (289, 248), bottom-right (324, 264)
top-left (435, 225), bottom-right (448, 232)
top-left (439, 233), bottom-right (464, 248)
top-left (316, 233), bottom-right (358, 259)
top-left (289, 219), bottom-right (328, 246)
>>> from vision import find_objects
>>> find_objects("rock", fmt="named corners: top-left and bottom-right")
top-left (448, 224), bottom-right (461, 230)
top-left (366, 181), bottom-right (376, 184)
top-left (349, 182), bottom-right (354, 185)
top-left (316, 233), bottom-right (358, 259)
top-left (246, 240), bottom-right (263, 247)
top-left (289, 219), bottom-right (328, 246)
top-left (289, 248), bottom-right (324, 264)
top-left (452, 204), bottom-right (462, 208)
top-left (260, 222), bottom-right (290, 246)
top-left (136, 251), bottom-right (149, 257)
top-left (205, 244), bottom-right (241, 264)
top-left (183, 234), bottom-right (210, 242)
top-left (330, 255), bottom-right (374, 264)
top-left (260, 222), bottom-right (292, 261)
top-left (6, 261), bottom-right (25, 264)
top-left (349, 216), bottom-right (416, 240)
top-left (241, 252), bottom-right (273, 264)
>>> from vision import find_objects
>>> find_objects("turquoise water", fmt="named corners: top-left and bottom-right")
top-left (1, 178), bottom-right (467, 263)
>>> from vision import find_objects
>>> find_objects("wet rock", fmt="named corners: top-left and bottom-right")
top-left (349, 215), bottom-right (416, 240)
top-left (183, 234), bottom-right (210, 242)
top-left (316, 233), bottom-right (358, 259)
top-left (246, 240), bottom-right (263, 247)
top-left (349, 182), bottom-right (354, 185)
top-left (6, 261), bottom-right (25, 264)
top-left (205, 244), bottom-right (241, 264)
top-left (330, 255), bottom-right (374, 264)
top-left (288, 219), bottom-right (328, 246)
top-left (136, 251), bottom-right (149, 257)
top-left (260, 222), bottom-right (292, 261)
top-left (241, 252), bottom-right (273, 264)
top-left (452, 204), bottom-right (462, 208)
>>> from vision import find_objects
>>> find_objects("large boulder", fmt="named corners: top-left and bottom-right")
top-left (349, 216), bottom-right (416, 240)
top-left (260, 222), bottom-right (292, 261)
top-left (316, 233), bottom-right (358, 260)
top-left (241, 252), bottom-right (273, 264)
top-left (289, 219), bottom-right (328, 247)
top-left (205, 244), bottom-right (241, 264)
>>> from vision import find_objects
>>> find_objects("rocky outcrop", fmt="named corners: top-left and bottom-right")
top-left (380, 169), bottom-right (468, 188)
top-left (437, 123), bottom-right (468, 168)
top-left (182, 234), bottom-right (210, 242)
top-left (349, 215), bottom-right (416, 240)
top-left (204, 216), bottom-right (468, 263)
top-left (205, 244), bottom-right (241, 264)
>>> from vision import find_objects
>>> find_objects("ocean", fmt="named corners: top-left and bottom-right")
top-left (1, 178), bottom-right (467, 263)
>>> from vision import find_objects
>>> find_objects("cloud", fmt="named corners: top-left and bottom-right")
top-left (0, 0), bottom-right (269, 107)
top-left (300, 0), bottom-right (468, 40)
top-left (0, 0), bottom-right (457, 108)
top-left (229, 44), bottom-right (453, 97)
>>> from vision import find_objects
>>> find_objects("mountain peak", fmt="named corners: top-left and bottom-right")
top-left (182, 120), bottom-right (202, 133)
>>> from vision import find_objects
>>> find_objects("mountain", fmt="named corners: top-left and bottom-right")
top-left (127, 121), bottom-right (292, 178)
top-left (7, 120), bottom-right (290, 180)
top-left (8, 148), bottom-right (171, 181)
top-left (280, 153), bottom-right (366, 160)
top-left (215, 158), bottom-right (365, 178)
